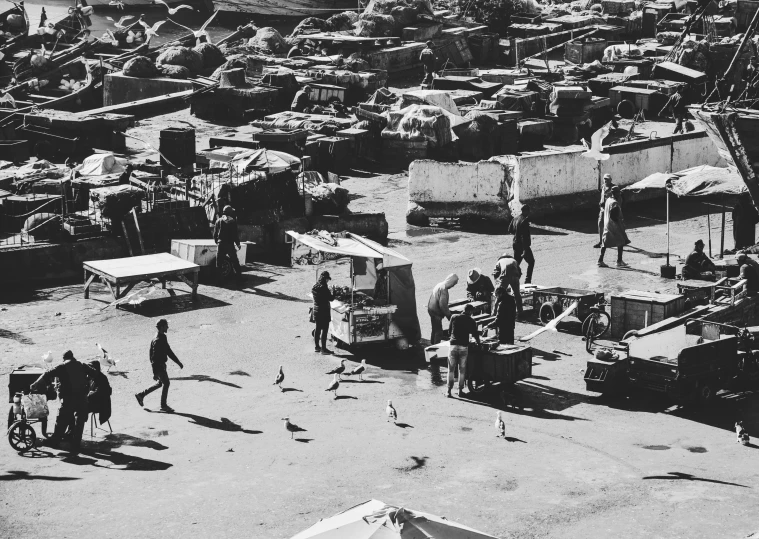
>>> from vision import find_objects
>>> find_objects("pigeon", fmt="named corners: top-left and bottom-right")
top-left (326, 359), bottom-right (347, 380)
top-left (347, 359), bottom-right (367, 381)
top-left (274, 365), bottom-right (284, 391)
top-left (386, 400), bottom-right (397, 422)
top-left (282, 417), bottom-right (300, 439)
top-left (168, 9), bottom-right (219, 45)
top-left (495, 411), bottom-right (505, 438)
top-left (326, 374), bottom-right (339, 398)
top-left (96, 343), bottom-right (119, 371)
top-left (153, 0), bottom-right (195, 15)
top-left (106, 15), bottom-right (134, 29)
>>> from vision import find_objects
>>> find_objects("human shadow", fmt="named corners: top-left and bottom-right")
top-left (0, 329), bottom-right (34, 345)
top-left (0, 470), bottom-right (79, 481)
top-left (642, 472), bottom-right (749, 488)
top-left (97, 433), bottom-right (168, 451)
top-left (170, 412), bottom-right (262, 434)
top-left (172, 374), bottom-right (241, 389)
top-left (61, 447), bottom-right (173, 471)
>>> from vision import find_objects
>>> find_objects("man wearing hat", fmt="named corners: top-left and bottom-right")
top-left (311, 270), bottom-right (335, 354)
top-left (30, 350), bottom-right (100, 453)
top-left (136, 319), bottom-right (184, 412)
top-left (291, 84), bottom-right (313, 113)
top-left (598, 185), bottom-right (628, 267)
top-left (419, 40), bottom-right (436, 86)
top-left (213, 204), bottom-right (242, 281)
top-left (466, 268), bottom-right (494, 313)
top-left (682, 239), bottom-right (716, 280)
top-left (594, 174), bottom-right (615, 248)
top-left (493, 253), bottom-right (523, 318)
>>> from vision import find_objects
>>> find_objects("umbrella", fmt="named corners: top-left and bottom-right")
top-left (291, 499), bottom-right (499, 539)
top-left (228, 148), bottom-right (301, 174)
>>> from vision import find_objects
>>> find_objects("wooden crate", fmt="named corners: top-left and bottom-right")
top-left (310, 83), bottom-right (346, 104)
top-left (602, 0), bottom-right (635, 14)
top-left (608, 85), bottom-right (663, 114)
top-left (610, 290), bottom-right (685, 339)
top-left (565, 39), bottom-right (607, 64)
top-left (737, 0), bottom-right (759, 30)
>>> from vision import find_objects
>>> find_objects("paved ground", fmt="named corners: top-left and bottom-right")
top-left (2, 162), bottom-right (758, 539)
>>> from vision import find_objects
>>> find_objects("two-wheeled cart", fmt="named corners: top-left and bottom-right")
top-left (7, 366), bottom-right (51, 452)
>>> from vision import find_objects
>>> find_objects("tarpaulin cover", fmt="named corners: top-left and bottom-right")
top-left (225, 149), bottom-right (301, 174)
top-left (76, 153), bottom-right (128, 176)
top-left (290, 499), bottom-right (499, 539)
top-left (623, 165), bottom-right (747, 198)
top-left (401, 89), bottom-right (460, 116)
top-left (381, 105), bottom-right (454, 146)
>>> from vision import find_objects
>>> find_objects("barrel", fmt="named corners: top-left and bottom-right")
top-left (159, 127), bottom-right (195, 169)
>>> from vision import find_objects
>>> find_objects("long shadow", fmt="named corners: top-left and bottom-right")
top-left (96, 433), bottom-right (168, 451)
top-left (504, 436), bottom-right (527, 443)
top-left (108, 371), bottom-right (129, 379)
top-left (69, 449), bottom-right (173, 471)
top-left (0, 329), bottom-right (34, 345)
top-left (0, 470), bottom-right (79, 481)
top-left (395, 422), bottom-right (414, 429)
top-left (237, 274), bottom-right (310, 303)
top-left (170, 411), bottom-right (262, 434)
top-left (531, 348), bottom-right (562, 362)
top-left (295, 438), bottom-right (313, 443)
top-left (461, 391), bottom-right (589, 421)
top-left (340, 379), bottom-right (384, 384)
top-left (172, 374), bottom-right (241, 389)
top-left (642, 472), bottom-right (749, 488)
top-left (396, 456), bottom-right (427, 472)
top-left (108, 293), bottom-right (231, 317)
top-left (229, 370), bottom-right (250, 376)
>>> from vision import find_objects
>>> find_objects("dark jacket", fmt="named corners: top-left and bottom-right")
top-left (420, 47), bottom-right (435, 68)
top-left (311, 281), bottom-right (334, 321)
top-left (466, 276), bottom-right (494, 302)
top-left (214, 215), bottom-right (240, 247)
top-left (494, 294), bottom-right (516, 325)
top-left (150, 332), bottom-right (179, 367)
top-left (291, 89), bottom-right (311, 113)
top-left (31, 359), bottom-right (98, 402)
top-left (87, 361), bottom-right (112, 424)
top-left (449, 313), bottom-right (480, 346)
top-left (511, 214), bottom-right (531, 247)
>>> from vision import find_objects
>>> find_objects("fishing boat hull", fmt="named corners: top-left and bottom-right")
top-left (86, 0), bottom-right (212, 9)
top-left (211, 0), bottom-right (358, 17)
top-left (690, 106), bottom-right (759, 206)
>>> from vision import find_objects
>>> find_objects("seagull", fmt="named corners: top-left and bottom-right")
top-left (346, 359), bottom-right (367, 381)
top-left (325, 359), bottom-right (347, 380)
top-left (282, 417), bottom-right (300, 439)
top-left (169, 8), bottom-right (219, 45)
top-left (153, 0), bottom-right (195, 15)
top-left (42, 351), bottom-right (53, 368)
top-left (274, 365), bottom-right (284, 391)
top-left (581, 121), bottom-right (612, 161)
top-left (326, 374), bottom-right (339, 398)
top-left (106, 15), bottom-right (134, 29)
top-left (386, 400), bottom-right (397, 422)
top-left (109, 0), bottom-right (125, 8)
top-left (495, 411), bottom-right (505, 438)
top-left (96, 343), bottom-right (119, 372)
top-left (140, 18), bottom-right (167, 40)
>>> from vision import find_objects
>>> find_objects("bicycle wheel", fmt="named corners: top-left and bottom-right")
top-left (467, 378), bottom-right (491, 394)
top-left (582, 312), bottom-right (610, 339)
top-left (539, 302), bottom-right (556, 325)
top-left (8, 421), bottom-right (36, 452)
top-left (585, 319), bottom-right (597, 354)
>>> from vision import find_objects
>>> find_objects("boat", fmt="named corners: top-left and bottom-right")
top-left (85, 0), bottom-right (212, 10)
top-left (211, 0), bottom-right (358, 18)
top-left (0, 2), bottom-right (30, 56)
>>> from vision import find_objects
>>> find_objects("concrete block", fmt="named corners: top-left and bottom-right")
top-left (104, 73), bottom-right (194, 107)
top-left (401, 23), bottom-right (443, 42)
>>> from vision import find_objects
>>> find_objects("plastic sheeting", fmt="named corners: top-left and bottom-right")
top-left (225, 149), bottom-right (301, 174)
top-left (381, 105), bottom-right (455, 146)
top-left (623, 165), bottom-right (747, 198)
top-left (76, 153), bottom-right (128, 176)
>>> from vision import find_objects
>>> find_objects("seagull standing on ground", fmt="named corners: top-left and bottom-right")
top-left (326, 359), bottom-right (347, 380)
top-left (96, 343), bottom-right (119, 371)
top-left (347, 359), bottom-right (367, 381)
top-left (282, 417), bottom-right (299, 439)
top-left (326, 374), bottom-right (339, 398)
top-left (495, 411), bottom-right (505, 438)
top-left (42, 351), bottom-right (53, 369)
top-left (274, 365), bottom-right (284, 391)
top-left (386, 400), bottom-right (397, 423)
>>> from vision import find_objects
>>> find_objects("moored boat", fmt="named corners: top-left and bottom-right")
top-left (211, 0), bottom-right (358, 17)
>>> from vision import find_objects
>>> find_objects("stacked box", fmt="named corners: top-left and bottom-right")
top-left (610, 290), bottom-right (685, 339)
top-left (565, 39), bottom-right (608, 64)
top-left (602, 0), bottom-right (635, 14)
top-left (549, 86), bottom-right (592, 118)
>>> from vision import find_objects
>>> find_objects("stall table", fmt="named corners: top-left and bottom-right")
top-left (330, 301), bottom-right (401, 346)
top-left (83, 253), bottom-right (200, 306)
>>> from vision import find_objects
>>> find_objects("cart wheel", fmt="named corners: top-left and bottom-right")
top-left (539, 302), bottom-right (557, 325)
top-left (218, 258), bottom-right (233, 279)
top-left (467, 378), bottom-right (491, 394)
top-left (8, 421), bottom-right (36, 452)
top-left (697, 383), bottom-right (714, 403)
top-left (581, 311), bottom-right (610, 340)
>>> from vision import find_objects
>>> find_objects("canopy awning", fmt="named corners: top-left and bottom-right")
top-left (286, 232), bottom-right (412, 268)
top-left (623, 165), bottom-right (747, 198)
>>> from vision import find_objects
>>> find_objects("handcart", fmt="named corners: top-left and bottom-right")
top-left (7, 366), bottom-right (51, 452)
top-left (466, 340), bottom-right (533, 402)
top-left (532, 287), bottom-right (608, 335)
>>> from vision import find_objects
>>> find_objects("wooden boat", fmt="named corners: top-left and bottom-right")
top-left (211, 0), bottom-right (358, 17)
top-left (0, 2), bottom-right (30, 56)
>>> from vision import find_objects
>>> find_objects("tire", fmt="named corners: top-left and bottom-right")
top-left (617, 99), bottom-right (636, 119)
top-left (539, 302), bottom-right (557, 325)
top-left (697, 383), bottom-right (714, 402)
top-left (467, 378), bottom-right (491, 394)
top-left (582, 311), bottom-right (610, 339)
top-left (8, 421), bottom-right (36, 452)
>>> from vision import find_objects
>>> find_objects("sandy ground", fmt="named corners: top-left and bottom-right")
top-left (2, 132), bottom-right (759, 539)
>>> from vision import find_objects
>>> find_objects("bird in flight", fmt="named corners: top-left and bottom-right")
top-left (169, 9), bottom-right (218, 45)
top-left (386, 400), bottom-right (397, 423)
top-left (109, 1), bottom-right (126, 9)
top-left (326, 374), bottom-right (339, 398)
top-left (106, 15), bottom-right (134, 29)
top-left (153, 0), bottom-right (195, 15)
top-left (495, 411), bottom-right (505, 438)
top-left (140, 18), bottom-right (168, 40)
top-left (326, 359), bottom-right (347, 380)
top-left (274, 365), bottom-right (284, 391)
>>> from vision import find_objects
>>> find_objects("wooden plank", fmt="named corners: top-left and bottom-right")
top-left (72, 90), bottom-right (194, 117)
top-left (131, 208), bottom-right (145, 255)
top-left (84, 270), bottom-right (95, 299)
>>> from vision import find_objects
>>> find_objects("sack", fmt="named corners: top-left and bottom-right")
top-left (309, 307), bottom-right (315, 323)
top-left (22, 393), bottom-right (49, 419)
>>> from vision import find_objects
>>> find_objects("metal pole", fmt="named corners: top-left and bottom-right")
top-left (720, 210), bottom-right (726, 259)
top-left (707, 212), bottom-right (712, 258)
top-left (666, 189), bottom-right (670, 266)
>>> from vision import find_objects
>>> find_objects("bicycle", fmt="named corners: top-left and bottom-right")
top-left (582, 300), bottom-right (611, 354)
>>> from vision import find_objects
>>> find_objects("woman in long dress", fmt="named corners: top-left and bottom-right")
top-left (598, 186), bottom-right (629, 267)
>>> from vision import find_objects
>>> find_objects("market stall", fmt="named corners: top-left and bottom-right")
top-left (286, 230), bottom-right (421, 348)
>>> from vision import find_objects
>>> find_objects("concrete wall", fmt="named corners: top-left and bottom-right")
top-left (0, 237), bottom-right (127, 284)
top-left (104, 74), bottom-right (194, 107)
top-left (407, 130), bottom-right (726, 221)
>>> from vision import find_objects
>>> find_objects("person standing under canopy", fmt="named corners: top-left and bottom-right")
top-left (311, 270), bottom-right (335, 355)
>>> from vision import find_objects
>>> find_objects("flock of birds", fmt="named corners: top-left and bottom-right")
top-left (104, 2), bottom-right (220, 46)
top-left (41, 343), bottom-right (119, 371)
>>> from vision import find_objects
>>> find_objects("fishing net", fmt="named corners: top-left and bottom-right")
top-left (159, 64), bottom-right (191, 79)
top-left (156, 46), bottom-right (204, 73)
top-left (90, 185), bottom-right (144, 221)
top-left (290, 17), bottom-right (330, 37)
top-left (122, 56), bottom-right (159, 78)
top-left (327, 11), bottom-right (359, 31)
top-left (247, 27), bottom-right (289, 55)
top-left (194, 42), bottom-right (227, 69)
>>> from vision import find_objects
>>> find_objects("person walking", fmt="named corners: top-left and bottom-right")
top-left (598, 186), bottom-right (629, 267)
top-left (447, 303), bottom-right (481, 398)
top-left (135, 319), bottom-right (184, 412)
top-left (511, 204), bottom-right (535, 284)
top-left (493, 253), bottom-right (523, 318)
top-left (312, 270), bottom-right (335, 354)
top-left (594, 174), bottom-right (614, 248)
top-left (420, 41), bottom-right (436, 87)
top-left (30, 350), bottom-right (101, 454)
top-left (427, 273), bottom-right (458, 344)
top-left (489, 288), bottom-right (517, 344)
top-left (213, 205), bottom-right (242, 281)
